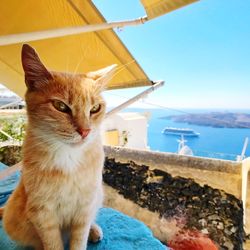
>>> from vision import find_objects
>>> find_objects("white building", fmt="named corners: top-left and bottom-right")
top-left (103, 112), bottom-right (149, 150)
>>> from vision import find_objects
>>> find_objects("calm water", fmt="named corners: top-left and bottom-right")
top-left (124, 108), bottom-right (250, 161)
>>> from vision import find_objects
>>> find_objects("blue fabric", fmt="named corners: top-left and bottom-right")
top-left (0, 208), bottom-right (167, 250)
top-left (0, 162), bottom-right (167, 250)
top-left (86, 208), bottom-right (166, 250)
top-left (0, 163), bottom-right (20, 206)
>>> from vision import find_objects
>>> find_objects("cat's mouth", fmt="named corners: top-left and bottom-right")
top-left (67, 137), bottom-right (88, 147)
top-left (60, 131), bottom-right (92, 147)
top-left (68, 139), bottom-right (84, 147)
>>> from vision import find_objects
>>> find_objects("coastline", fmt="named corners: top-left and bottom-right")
top-left (161, 112), bottom-right (250, 129)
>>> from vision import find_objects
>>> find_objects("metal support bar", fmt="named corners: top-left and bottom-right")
top-left (0, 99), bottom-right (22, 109)
top-left (0, 128), bottom-right (14, 140)
top-left (105, 80), bottom-right (164, 118)
top-left (0, 16), bottom-right (148, 46)
top-left (241, 137), bottom-right (249, 161)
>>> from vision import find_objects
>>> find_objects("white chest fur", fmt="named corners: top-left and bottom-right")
top-left (54, 145), bottom-right (82, 171)
top-left (56, 169), bottom-right (103, 226)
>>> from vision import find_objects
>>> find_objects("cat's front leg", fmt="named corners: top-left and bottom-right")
top-left (27, 206), bottom-right (63, 250)
top-left (70, 221), bottom-right (91, 250)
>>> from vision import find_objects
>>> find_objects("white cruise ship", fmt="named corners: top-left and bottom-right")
top-left (162, 127), bottom-right (200, 137)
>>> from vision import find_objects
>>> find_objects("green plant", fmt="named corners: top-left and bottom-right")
top-left (121, 130), bottom-right (130, 147)
top-left (0, 116), bottom-right (26, 142)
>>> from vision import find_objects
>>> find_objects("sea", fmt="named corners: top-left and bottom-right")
top-left (123, 108), bottom-right (250, 161)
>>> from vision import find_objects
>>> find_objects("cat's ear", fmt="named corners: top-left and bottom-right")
top-left (21, 44), bottom-right (53, 90)
top-left (86, 64), bottom-right (117, 89)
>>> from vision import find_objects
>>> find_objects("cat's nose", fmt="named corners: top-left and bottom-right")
top-left (78, 128), bottom-right (91, 138)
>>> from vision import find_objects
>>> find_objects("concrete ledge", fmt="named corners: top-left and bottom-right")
top-left (104, 146), bottom-right (242, 201)
top-left (104, 146), bottom-right (241, 174)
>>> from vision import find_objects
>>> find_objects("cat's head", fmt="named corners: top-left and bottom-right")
top-left (22, 44), bottom-right (116, 147)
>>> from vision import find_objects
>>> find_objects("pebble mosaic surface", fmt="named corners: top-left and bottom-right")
top-left (104, 158), bottom-right (244, 250)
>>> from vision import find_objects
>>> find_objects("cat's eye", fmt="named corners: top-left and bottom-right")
top-left (52, 100), bottom-right (70, 113)
top-left (90, 104), bottom-right (101, 114)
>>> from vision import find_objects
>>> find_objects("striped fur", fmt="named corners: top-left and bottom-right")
top-left (2, 44), bottom-right (115, 250)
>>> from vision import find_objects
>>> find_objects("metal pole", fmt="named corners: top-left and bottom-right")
top-left (0, 99), bottom-right (22, 109)
top-left (0, 128), bottom-right (14, 140)
top-left (0, 17), bottom-right (148, 46)
top-left (105, 80), bottom-right (164, 118)
top-left (240, 137), bottom-right (249, 161)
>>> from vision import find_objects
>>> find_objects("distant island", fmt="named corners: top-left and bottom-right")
top-left (161, 112), bottom-right (250, 128)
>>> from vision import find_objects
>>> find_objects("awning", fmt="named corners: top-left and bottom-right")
top-left (0, 0), bottom-right (151, 98)
top-left (0, 0), bottom-right (199, 98)
top-left (140, 0), bottom-right (198, 19)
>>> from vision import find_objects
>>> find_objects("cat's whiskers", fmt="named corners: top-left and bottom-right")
top-left (115, 59), bottom-right (136, 71)
top-left (31, 140), bottom-right (56, 150)
top-left (66, 54), bottom-right (70, 73)
top-left (73, 56), bottom-right (85, 75)
top-left (105, 60), bottom-right (136, 83)
top-left (30, 134), bottom-right (59, 147)
top-left (72, 58), bottom-right (135, 81)
top-left (34, 133), bottom-right (82, 148)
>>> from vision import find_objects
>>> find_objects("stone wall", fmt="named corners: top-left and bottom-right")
top-left (0, 146), bottom-right (22, 166)
top-left (104, 146), bottom-right (242, 198)
top-left (103, 146), bottom-right (244, 250)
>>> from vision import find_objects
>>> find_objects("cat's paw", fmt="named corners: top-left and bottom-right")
top-left (88, 224), bottom-right (103, 243)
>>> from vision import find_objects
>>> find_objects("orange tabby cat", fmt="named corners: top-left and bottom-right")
top-left (2, 44), bottom-right (116, 250)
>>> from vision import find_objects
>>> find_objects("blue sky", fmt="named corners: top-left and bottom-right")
top-left (94, 0), bottom-right (250, 109)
